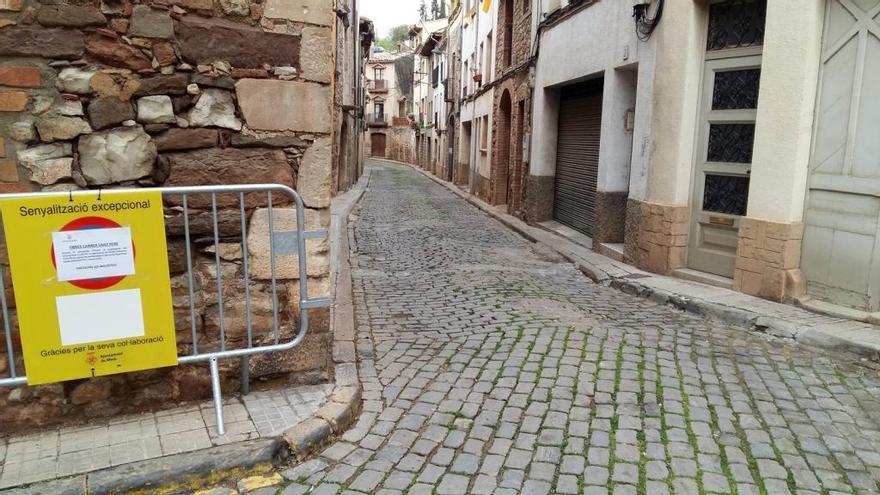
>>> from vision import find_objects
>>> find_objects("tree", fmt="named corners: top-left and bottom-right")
top-left (419, 0), bottom-right (427, 20)
top-left (439, 0), bottom-right (447, 18)
top-left (431, 0), bottom-right (439, 18)
top-left (376, 24), bottom-right (410, 52)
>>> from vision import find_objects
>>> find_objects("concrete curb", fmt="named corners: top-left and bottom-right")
top-left (399, 160), bottom-right (880, 365)
top-left (282, 166), bottom-right (371, 457)
top-left (1, 438), bottom-right (286, 495)
top-left (0, 171), bottom-right (373, 495)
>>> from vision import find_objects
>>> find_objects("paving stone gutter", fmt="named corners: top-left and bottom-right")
top-left (2, 171), bottom-right (371, 495)
top-left (397, 160), bottom-right (880, 367)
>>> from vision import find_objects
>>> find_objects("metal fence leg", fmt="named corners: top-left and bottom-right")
top-left (209, 356), bottom-right (225, 435)
top-left (240, 356), bottom-right (250, 395)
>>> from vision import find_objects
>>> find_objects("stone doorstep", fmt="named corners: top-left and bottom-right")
top-left (7, 171), bottom-right (372, 495)
top-left (396, 159), bottom-right (880, 365)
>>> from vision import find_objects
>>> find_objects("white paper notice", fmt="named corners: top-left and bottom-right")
top-left (56, 289), bottom-right (145, 345)
top-left (52, 227), bottom-right (135, 282)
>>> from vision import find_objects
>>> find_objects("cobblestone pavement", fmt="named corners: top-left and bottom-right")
top-left (277, 160), bottom-right (880, 495)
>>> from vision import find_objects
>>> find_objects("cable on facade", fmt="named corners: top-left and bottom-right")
top-left (633, 0), bottom-right (664, 41)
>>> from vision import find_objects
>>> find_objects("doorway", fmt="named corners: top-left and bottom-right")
top-left (553, 78), bottom-right (603, 237)
top-left (494, 90), bottom-right (512, 205)
top-left (687, 0), bottom-right (765, 277)
top-left (370, 133), bottom-right (386, 158)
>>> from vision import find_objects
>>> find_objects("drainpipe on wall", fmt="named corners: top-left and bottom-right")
top-left (353, 0), bottom-right (361, 177)
top-left (468, 4), bottom-right (480, 195)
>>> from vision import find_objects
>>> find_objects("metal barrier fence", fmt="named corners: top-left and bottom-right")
top-left (0, 184), bottom-right (329, 434)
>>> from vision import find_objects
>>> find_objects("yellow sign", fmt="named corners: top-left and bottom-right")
top-left (481, 0), bottom-right (491, 13)
top-left (0, 190), bottom-right (178, 385)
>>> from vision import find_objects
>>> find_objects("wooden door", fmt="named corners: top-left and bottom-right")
top-left (370, 133), bottom-right (386, 158)
top-left (802, 0), bottom-right (880, 312)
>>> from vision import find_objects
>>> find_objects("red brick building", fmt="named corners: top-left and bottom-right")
top-left (489, 0), bottom-right (532, 218)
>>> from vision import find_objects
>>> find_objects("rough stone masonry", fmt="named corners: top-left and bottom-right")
top-left (0, 0), bottom-right (336, 430)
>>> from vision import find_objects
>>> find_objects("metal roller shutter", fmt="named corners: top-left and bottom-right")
top-left (553, 80), bottom-right (603, 237)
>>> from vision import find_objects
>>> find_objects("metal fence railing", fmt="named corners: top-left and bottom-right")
top-left (0, 184), bottom-right (329, 434)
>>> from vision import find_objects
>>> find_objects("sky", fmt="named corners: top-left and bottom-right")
top-left (360, 0), bottom-right (421, 41)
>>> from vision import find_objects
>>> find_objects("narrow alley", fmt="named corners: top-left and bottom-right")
top-left (281, 160), bottom-right (880, 495)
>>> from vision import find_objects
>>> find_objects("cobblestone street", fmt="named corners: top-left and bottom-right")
top-left (281, 160), bottom-right (880, 495)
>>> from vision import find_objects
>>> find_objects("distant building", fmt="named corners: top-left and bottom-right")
top-left (365, 50), bottom-right (415, 163)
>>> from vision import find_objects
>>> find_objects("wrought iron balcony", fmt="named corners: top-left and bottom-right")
top-left (368, 79), bottom-right (388, 92)
top-left (368, 113), bottom-right (388, 126)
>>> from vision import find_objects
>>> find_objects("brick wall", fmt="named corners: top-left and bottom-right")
top-left (489, 0), bottom-right (532, 218)
top-left (495, 0), bottom-right (532, 79)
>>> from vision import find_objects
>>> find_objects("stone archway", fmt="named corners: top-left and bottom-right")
top-left (493, 90), bottom-right (512, 205)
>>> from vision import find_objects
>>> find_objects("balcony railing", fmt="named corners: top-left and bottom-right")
top-left (368, 79), bottom-right (388, 92)
top-left (368, 113), bottom-right (388, 126)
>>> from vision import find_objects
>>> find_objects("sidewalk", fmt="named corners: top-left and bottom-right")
top-left (0, 384), bottom-right (331, 489)
top-left (395, 160), bottom-right (880, 365)
top-left (0, 171), bottom-right (371, 494)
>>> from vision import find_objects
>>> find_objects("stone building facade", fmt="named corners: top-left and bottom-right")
top-left (365, 50), bottom-right (415, 163)
top-left (443, 1), bottom-right (462, 184)
top-left (0, 0), bottom-right (366, 429)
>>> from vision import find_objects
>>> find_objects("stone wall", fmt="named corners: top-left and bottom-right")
top-left (733, 218), bottom-right (806, 302)
top-left (625, 200), bottom-right (689, 275)
top-left (0, 0), bottom-right (342, 431)
top-left (385, 126), bottom-right (415, 164)
top-left (593, 191), bottom-right (627, 246)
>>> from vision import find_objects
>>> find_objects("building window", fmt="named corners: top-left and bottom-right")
top-left (484, 32), bottom-right (493, 83)
top-left (373, 67), bottom-right (385, 80)
top-left (707, 124), bottom-right (755, 164)
top-left (702, 175), bottom-right (750, 215)
top-left (463, 60), bottom-right (469, 97)
top-left (706, 0), bottom-right (766, 51)
top-left (480, 116), bottom-right (488, 152)
top-left (696, 0), bottom-right (766, 220)
top-left (711, 68), bottom-right (761, 110)
top-left (478, 42), bottom-right (484, 82)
